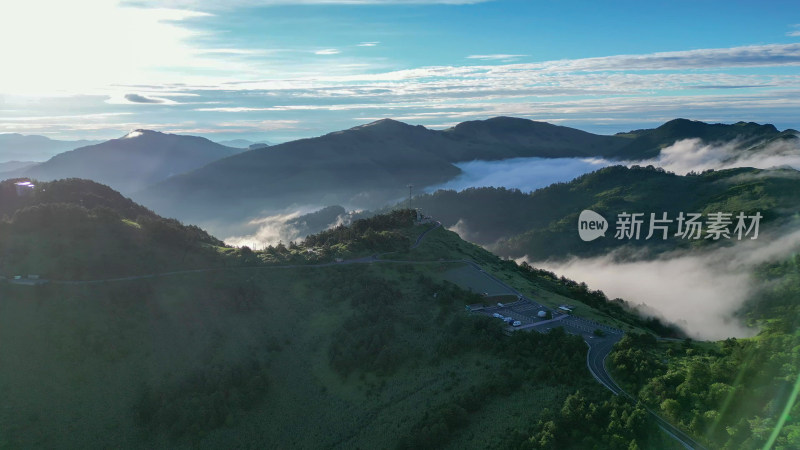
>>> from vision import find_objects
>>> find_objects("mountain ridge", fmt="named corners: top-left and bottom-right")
top-left (0, 133), bottom-right (102, 162)
top-left (19, 129), bottom-right (242, 194)
top-left (133, 116), bottom-right (791, 224)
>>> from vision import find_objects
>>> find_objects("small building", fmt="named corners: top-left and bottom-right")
top-left (537, 310), bottom-right (547, 318)
top-left (14, 181), bottom-right (35, 197)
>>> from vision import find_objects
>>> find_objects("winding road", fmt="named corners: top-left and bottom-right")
top-left (4, 219), bottom-right (705, 448)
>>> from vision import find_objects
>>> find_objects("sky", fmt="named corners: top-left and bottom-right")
top-left (2, 0), bottom-right (800, 142)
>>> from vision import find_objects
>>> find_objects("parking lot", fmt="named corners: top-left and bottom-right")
top-left (470, 297), bottom-right (625, 336)
top-left (471, 297), bottom-right (556, 328)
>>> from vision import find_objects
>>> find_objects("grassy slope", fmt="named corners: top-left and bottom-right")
top-left (0, 174), bottom-right (687, 449)
top-left (391, 224), bottom-right (653, 334)
top-left (0, 261), bottom-right (588, 449)
top-left (0, 208), bottom-right (680, 449)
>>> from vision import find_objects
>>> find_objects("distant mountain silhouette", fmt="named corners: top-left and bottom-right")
top-left (135, 119), bottom-right (463, 220)
top-left (135, 117), bottom-right (790, 223)
top-left (0, 133), bottom-right (101, 162)
top-left (610, 118), bottom-right (793, 159)
top-left (217, 138), bottom-right (272, 148)
top-left (0, 160), bottom-right (36, 174)
top-left (21, 130), bottom-right (241, 194)
top-left (439, 116), bottom-right (628, 159)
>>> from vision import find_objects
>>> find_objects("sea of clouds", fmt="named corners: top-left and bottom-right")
top-left (529, 227), bottom-right (800, 340)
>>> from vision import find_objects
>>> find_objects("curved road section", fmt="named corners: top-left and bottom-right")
top-left (583, 329), bottom-right (706, 449)
top-left (5, 219), bottom-right (706, 448)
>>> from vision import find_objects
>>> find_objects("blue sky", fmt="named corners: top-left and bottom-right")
top-left (1, 0), bottom-right (800, 142)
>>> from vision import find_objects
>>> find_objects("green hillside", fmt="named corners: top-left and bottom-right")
top-left (0, 178), bottom-right (229, 280)
top-left (405, 165), bottom-right (800, 260)
top-left (0, 181), bottom-right (683, 449)
top-left (611, 119), bottom-right (790, 160)
top-left (606, 251), bottom-right (800, 449)
top-left (397, 165), bottom-right (800, 448)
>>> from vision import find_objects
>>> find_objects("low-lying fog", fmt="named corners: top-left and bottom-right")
top-left (216, 137), bottom-right (800, 340)
top-left (425, 157), bottom-right (610, 193)
top-left (219, 136), bottom-right (800, 250)
top-left (428, 136), bottom-right (800, 194)
top-left (527, 227), bottom-right (800, 340)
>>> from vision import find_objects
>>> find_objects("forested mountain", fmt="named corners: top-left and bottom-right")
top-left (605, 244), bottom-right (800, 449)
top-left (0, 179), bottom-right (680, 449)
top-left (134, 119), bottom-right (463, 220)
top-left (18, 130), bottom-right (241, 194)
top-left (611, 119), bottom-right (797, 159)
top-left (133, 117), bottom-right (791, 226)
top-left (403, 165), bottom-right (800, 260)
top-left (0, 178), bottom-right (226, 279)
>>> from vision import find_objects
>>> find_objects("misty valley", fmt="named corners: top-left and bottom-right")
top-left (2, 116), bottom-right (800, 450)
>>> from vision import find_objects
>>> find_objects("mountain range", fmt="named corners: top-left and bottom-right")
top-left (0, 160), bottom-right (37, 174)
top-left (217, 138), bottom-right (272, 149)
top-left (1, 117), bottom-right (795, 231)
top-left (0, 133), bottom-right (101, 161)
top-left (15, 130), bottom-right (244, 194)
top-left (2, 149), bottom-right (799, 449)
top-left (134, 117), bottom-right (795, 224)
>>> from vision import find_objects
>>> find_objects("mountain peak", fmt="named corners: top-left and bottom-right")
top-left (122, 129), bottom-right (160, 139)
top-left (350, 118), bottom-right (415, 132)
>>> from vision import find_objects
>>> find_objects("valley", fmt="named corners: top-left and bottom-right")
top-left (2, 117), bottom-right (799, 449)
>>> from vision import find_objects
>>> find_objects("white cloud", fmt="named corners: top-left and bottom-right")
top-left (788, 31), bottom-right (800, 37)
top-left (357, 41), bottom-right (380, 47)
top-left (3, 2), bottom-right (800, 142)
top-left (427, 157), bottom-right (607, 193)
top-left (533, 227), bottom-right (800, 340)
top-left (528, 43), bottom-right (800, 72)
top-left (215, 119), bottom-right (300, 130)
top-left (224, 211), bottom-right (307, 248)
top-left (129, 0), bottom-right (490, 9)
top-left (467, 54), bottom-right (527, 61)
top-left (623, 135), bottom-right (800, 174)
top-left (106, 93), bottom-right (180, 105)
top-left (194, 106), bottom-right (275, 112)
top-left (223, 206), bottom-right (347, 248)
top-left (0, 0), bottom-right (220, 95)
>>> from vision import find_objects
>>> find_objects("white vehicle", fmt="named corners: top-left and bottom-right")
top-left (497, 302), bottom-right (504, 307)
top-left (492, 313), bottom-right (503, 319)
top-left (512, 321), bottom-right (522, 327)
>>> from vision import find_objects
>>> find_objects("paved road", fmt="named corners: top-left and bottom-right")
top-left (445, 254), bottom-right (703, 449)
top-left (585, 333), bottom-right (624, 395)
top-left (3, 219), bottom-right (704, 448)
top-left (411, 221), bottom-right (441, 248)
